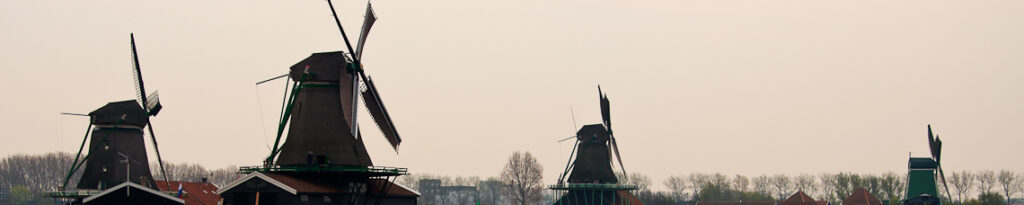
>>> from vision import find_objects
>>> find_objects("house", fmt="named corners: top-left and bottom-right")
top-left (217, 172), bottom-right (419, 205)
top-left (842, 188), bottom-right (883, 205)
top-left (156, 179), bottom-right (220, 205)
top-left (82, 182), bottom-right (184, 205)
top-left (781, 191), bottom-right (818, 205)
top-left (698, 200), bottom-right (777, 205)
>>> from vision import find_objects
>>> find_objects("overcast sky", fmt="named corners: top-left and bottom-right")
top-left (2, 0), bottom-right (1022, 191)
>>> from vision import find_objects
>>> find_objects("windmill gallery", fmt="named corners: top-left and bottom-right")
top-left (30, 1), bottom-right (964, 205)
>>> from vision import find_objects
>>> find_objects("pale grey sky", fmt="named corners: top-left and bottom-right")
top-left (2, 0), bottom-right (1022, 191)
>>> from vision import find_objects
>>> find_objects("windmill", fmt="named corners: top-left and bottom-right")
top-left (903, 124), bottom-right (951, 205)
top-left (218, 1), bottom-right (417, 204)
top-left (58, 34), bottom-right (170, 192)
top-left (550, 86), bottom-right (642, 205)
top-left (261, 0), bottom-right (400, 167)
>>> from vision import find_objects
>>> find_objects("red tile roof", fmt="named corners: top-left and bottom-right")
top-left (156, 181), bottom-right (220, 205)
top-left (699, 200), bottom-right (776, 205)
top-left (843, 188), bottom-right (883, 205)
top-left (782, 191), bottom-right (818, 205)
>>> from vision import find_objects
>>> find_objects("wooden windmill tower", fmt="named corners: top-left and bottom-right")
top-left (550, 86), bottom-right (643, 205)
top-left (903, 125), bottom-right (952, 205)
top-left (47, 34), bottom-right (182, 205)
top-left (217, 1), bottom-right (418, 204)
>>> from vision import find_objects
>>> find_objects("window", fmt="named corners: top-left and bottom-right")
top-left (323, 196), bottom-right (331, 203)
top-left (300, 195), bottom-right (308, 202)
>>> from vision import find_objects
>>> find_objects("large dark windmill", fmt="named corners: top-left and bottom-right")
top-left (550, 86), bottom-right (643, 205)
top-left (47, 34), bottom-right (181, 204)
top-left (903, 124), bottom-right (952, 205)
top-left (217, 1), bottom-right (418, 204)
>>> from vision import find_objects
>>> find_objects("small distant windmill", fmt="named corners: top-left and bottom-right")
top-left (903, 124), bottom-right (952, 205)
top-left (551, 86), bottom-right (642, 205)
top-left (60, 34), bottom-right (170, 192)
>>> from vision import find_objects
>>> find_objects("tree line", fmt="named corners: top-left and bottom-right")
top-left (3, 152), bottom-right (1022, 205)
top-left (0, 152), bottom-right (242, 204)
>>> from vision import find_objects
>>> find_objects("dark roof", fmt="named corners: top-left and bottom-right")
top-left (156, 181), bottom-right (220, 205)
top-left (908, 158), bottom-right (938, 169)
top-left (369, 179), bottom-right (420, 197)
top-left (781, 191), bottom-right (817, 205)
top-left (288, 51), bottom-right (350, 82)
top-left (576, 124), bottom-right (610, 142)
top-left (842, 188), bottom-right (883, 205)
top-left (89, 100), bottom-right (148, 127)
top-left (83, 182), bottom-right (184, 205)
top-left (699, 201), bottom-right (776, 205)
top-left (263, 173), bottom-right (342, 194)
top-left (218, 172), bottom-right (419, 197)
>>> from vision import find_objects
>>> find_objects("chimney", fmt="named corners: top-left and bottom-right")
top-left (201, 177), bottom-right (208, 183)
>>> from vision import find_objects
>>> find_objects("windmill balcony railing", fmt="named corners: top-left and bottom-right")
top-left (238, 164), bottom-right (408, 176)
top-left (548, 183), bottom-right (638, 190)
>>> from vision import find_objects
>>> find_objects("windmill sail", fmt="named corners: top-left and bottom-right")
top-left (362, 76), bottom-right (401, 150)
top-left (355, 3), bottom-right (376, 60)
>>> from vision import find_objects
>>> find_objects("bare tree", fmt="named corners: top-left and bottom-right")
top-left (734, 175), bottom-right (750, 193)
top-left (753, 175), bottom-right (772, 198)
top-left (862, 174), bottom-right (882, 199)
top-left (977, 170), bottom-right (997, 194)
top-left (833, 172), bottom-right (862, 201)
top-left (710, 173), bottom-right (731, 189)
top-left (818, 173), bottom-right (838, 203)
top-left (616, 172), bottom-right (652, 192)
top-left (879, 172), bottom-right (905, 205)
top-left (664, 175), bottom-right (690, 201)
top-left (478, 177), bottom-right (504, 205)
top-left (795, 174), bottom-right (817, 195)
top-left (998, 170), bottom-right (1021, 205)
top-left (208, 165), bottom-right (241, 188)
top-left (770, 174), bottom-right (793, 200)
top-left (950, 170), bottom-right (976, 204)
top-left (0, 152), bottom-right (82, 191)
top-left (499, 151), bottom-right (543, 205)
top-left (689, 173), bottom-right (710, 200)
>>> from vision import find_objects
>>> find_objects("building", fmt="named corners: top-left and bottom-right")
top-left (81, 182), bottom-right (184, 205)
top-left (0, 186), bottom-right (9, 205)
top-left (417, 179), bottom-right (478, 205)
top-left (780, 191), bottom-right (818, 205)
top-left (842, 188), bottom-right (883, 205)
top-left (156, 179), bottom-right (220, 205)
top-left (218, 172), bottom-right (419, 205)
top-left (698, 201), bottom-right (777, 205)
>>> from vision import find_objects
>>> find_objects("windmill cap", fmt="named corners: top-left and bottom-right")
top-left (89, 100), bottom-right (148, 127)
top-left (908, 157), bottom-right (938, 169)
top-left (289, 51), bottom-right (352, 82)
top-left (576, 124), bottom-right (610, 141)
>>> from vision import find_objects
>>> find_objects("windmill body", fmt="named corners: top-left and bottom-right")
top-left (217, 2), bottom-right (418, 204)
top-left (45, 34), bottom-right (179, 205)
top-left (550, 87), bottom-right (643, 205)
top-left (76, 100), bottom-right (157, 189)
top-left (902, 125), bottom-right (949, 205)
top-left (566, 124), bottom-right (618, 184)
top-left (275, 51), bottom-right (373, 166)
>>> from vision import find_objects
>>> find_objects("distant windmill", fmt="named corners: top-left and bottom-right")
top-left (551, 86), bottom-right (642, 205)
top-left (262, 0), bottom-right (401, 167)
top-left (903, 124), bottom-right (952, 205)
top-left (61, 34), bottom-right (170, 191)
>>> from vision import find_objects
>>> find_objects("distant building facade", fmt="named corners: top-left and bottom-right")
top-left (416, 179), bottom-right (513, 205)
top-left (418, 179), bottom-right (476, 205)
top-left (0, 186), bottom-right (9, 205)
